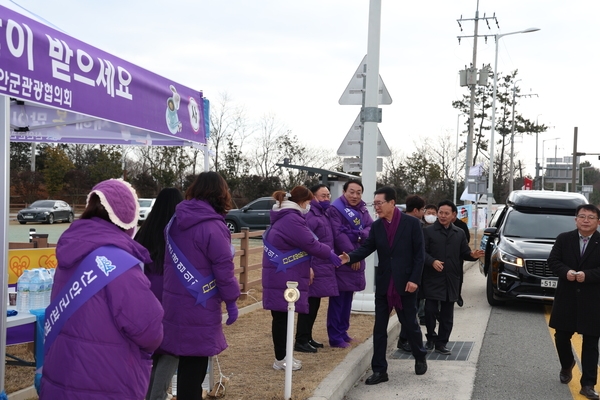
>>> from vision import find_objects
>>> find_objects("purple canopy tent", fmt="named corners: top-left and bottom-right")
top-left (0, 3), bottom-right (209, 394)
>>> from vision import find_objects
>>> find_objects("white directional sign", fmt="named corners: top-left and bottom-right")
top-left (339, 55), bottom-right (392, 105)
top-left (343, 157), bottom-right (383, 173)
top-left (336, 113), bottom-right (391, 157)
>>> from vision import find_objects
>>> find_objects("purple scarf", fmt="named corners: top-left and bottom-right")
top-left (384, 208), bottom-right (402, 312)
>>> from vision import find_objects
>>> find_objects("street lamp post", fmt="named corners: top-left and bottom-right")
top-left (487, 27), bottom-right (540, 223)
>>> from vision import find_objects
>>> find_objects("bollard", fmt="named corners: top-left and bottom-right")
top-left (284, 281), bottom-right (300, 400)
top-left (29, 228), bottom-right (36, 243)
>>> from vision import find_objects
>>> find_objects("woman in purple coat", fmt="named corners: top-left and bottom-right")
top-left (40, 179), bottom-right (164, 400)
top-left (327, 179), bottom-right (373, 347)
top-left (134, 187), bottom-right (183, 400)
top-left (262, 186), bottom-right (341, 371)
top-left (161, 172), bottom-right (240, 400)
top-left (294, 184), bottom-right (339, 353)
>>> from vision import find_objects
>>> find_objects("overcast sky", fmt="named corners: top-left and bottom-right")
top-left (9, 0), bottom-right (600, 176)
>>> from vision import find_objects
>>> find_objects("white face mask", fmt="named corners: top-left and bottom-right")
top-left (301, 204), bottom-right (311, 214)
top-left (424, 215), bottom-right (437, 224)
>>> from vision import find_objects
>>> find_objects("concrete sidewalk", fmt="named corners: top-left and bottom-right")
top-left (308, 261), bottom-right (491, 400)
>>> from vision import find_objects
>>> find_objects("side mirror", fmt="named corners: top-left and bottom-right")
top-left (483, 227), bottom-right (497, 237)
top-left (241, 206), bottom-right (249, 212)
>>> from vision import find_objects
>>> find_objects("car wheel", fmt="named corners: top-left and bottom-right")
top-left (486, 270), bottom-right (504, 306)
top-left (67, 213), bottom-right (74, 223)
top-left (47, 213), bottom-right (54, 225)
top-left (19, 221), bottom-right (26, 225)
top-left (226, 220), bottom-right (238, 234)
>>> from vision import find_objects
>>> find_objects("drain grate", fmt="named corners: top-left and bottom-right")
top-left (390, 341), bottom-right (474, 361)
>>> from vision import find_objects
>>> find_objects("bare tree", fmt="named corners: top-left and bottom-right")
top-left (209, 92), bottom-right (249, 171)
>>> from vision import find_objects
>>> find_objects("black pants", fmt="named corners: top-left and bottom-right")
top-left (555, 330), bottom-right (599, 386)
top-left (425, 299), bottom-right (454, 346)
top-left (296, 297), bottom-right (321, 344)
top-left (272, 310), bottom-right (289, 360)
top-left (372, 292), bottom-right (426, 373)
top-left (177, 356), bottom-right (209, 400)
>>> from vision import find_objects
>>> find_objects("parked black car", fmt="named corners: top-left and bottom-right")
top-left (17, 200), bottom-right (74, 225)
top-left (481, 190), bottom-right (588, 306)
top-left (225, 197), bottom-right (275, 234)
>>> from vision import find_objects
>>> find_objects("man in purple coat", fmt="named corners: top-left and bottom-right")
top-left (327, 179), bottom-right (373, 347)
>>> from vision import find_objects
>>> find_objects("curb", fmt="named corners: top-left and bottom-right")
top-left (307, 316), bottom-right (400, 400)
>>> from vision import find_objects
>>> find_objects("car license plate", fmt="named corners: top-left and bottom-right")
top-left (24, 215), bottom-right (33, 219)
top-left (541, 279), bottom-right (557, 288)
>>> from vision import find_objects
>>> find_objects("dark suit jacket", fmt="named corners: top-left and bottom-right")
top-left (549, 229), bottom-right (600, 336)
top-left (347, 213), bottom-right (425, 296)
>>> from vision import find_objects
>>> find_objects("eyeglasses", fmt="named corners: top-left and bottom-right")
top-left (369, 201), bottom-right (388, 207)
top-left (577, 214), bottom-right (598, 221)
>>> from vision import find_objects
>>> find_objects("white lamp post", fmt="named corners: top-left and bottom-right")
top-left (487, 27), bottom-right (540, 223)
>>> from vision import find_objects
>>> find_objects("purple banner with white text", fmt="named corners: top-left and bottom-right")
top-left (0, 5), bottom-right (205, 144)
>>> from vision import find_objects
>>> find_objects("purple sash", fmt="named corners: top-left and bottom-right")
top-left (263, 227), bottom-right (311, 273)
top-left (332, 198), bottom-right (364, 231)
top-left (44, 245), bottom-right (141, 354)
top-left (166, 216), bottom-right (218, 307)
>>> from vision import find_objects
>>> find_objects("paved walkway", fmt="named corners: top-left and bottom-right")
top-left (308, 261), bottom-right (490, 400)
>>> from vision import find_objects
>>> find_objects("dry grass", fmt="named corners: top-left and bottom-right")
top-left (5, 238), bottom-right (376, 400)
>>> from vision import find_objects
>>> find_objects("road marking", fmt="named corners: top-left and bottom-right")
top-left (544, 304), bottom-right (588, 399)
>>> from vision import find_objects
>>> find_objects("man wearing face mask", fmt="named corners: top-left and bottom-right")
top-left (294, 184), bottom-right (339, 353)
top-left (423, 205), bottom-right (438, 227)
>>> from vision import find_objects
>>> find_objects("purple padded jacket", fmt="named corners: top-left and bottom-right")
top-left (40, 218), bottom-right (163, 400)
top-left (328, 195), bottom-right (373, 292)
top-left (305, 199), bottom-right (339, 298)
top-left (161, 199), bottom-right (240, 357)
top-left (262, 201), bottom-right (333, 314)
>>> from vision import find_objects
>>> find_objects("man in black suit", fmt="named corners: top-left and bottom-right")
top-left (340, 187), bottom-right (427, 384)
top-left (548, 204), bottom-right (600, 400)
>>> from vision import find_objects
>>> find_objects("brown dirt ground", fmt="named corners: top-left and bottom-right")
top-left (5, 300), bottom-right (375, 400)
top-left (4, 239), bottom-right (376, 400)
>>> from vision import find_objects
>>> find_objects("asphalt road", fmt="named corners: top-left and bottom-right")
top-left (7, 219), bottom-right (71, 244)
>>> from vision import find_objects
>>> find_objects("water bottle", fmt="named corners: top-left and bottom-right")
top-left (171, 370), bottom-right (177, 396)
top-left (29, 269), bottom-right (45, 310)
top-left (42, 268), bottom-right (53, 307)
top-left (16, 270), bottom-right (31, 312)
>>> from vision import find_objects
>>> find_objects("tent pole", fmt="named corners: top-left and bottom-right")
top-left (1, 95), bottom-right (10, 395)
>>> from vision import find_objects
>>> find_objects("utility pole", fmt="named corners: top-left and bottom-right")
top-left (508, 85), bottom-right (538, 193)
top-left (457, 1), bottom-right (498, 185)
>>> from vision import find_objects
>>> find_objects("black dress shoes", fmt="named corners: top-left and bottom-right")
top-left (559, 359), bottom-right (575, 384)
top-left (294, 342), bottom-right (317, 353)
top-left (365, 371), bottom-right (389, 385)
top-left (415, 358), bottom-right (427, 375)
top-left (425, 340), bottom-right (434, 350)
top-left (580, 386), bottom-right (600, 400)
top-left (435, 345), bottom-right (452, 355)
top-left (308, 339), bottom-right (324, 348)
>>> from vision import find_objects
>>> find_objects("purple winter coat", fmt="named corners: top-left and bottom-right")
top-left (40, 218), bottom-right (164, 400)
top-left (262, 201), bottom-right (334, 314)
top-left (328, 196), bottom-right (373, 292)
top-left (161, 199), bottom-right (240, 357)
top-left (305, 199), bottom-right (339, 298)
